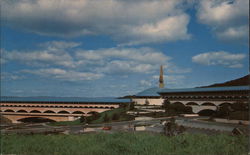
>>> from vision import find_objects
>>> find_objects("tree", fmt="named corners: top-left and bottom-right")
top-left (129, 102), bottom-right (135, 110)
top-left (231, 102), bottom-right (248, 111)
top-left (162, 100), bottom-right (170, 110)
top-left (103, 114), bottom-right (110, 122)
top-left (80, 115), bottom-right (86, 123)
top-left (112, 113), bottom-right (120, 120)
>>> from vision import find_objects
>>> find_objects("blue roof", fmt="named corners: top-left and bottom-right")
top-left (135, 87), bottom-right (164, 97)
top-left (158, 86), bottom-right (249, 94)
top-left (0, 96), bottom-right (131, 103)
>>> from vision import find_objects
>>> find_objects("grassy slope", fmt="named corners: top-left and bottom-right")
top-left (50, 103), bottom-right (132, 126)
top-left (1, 133), bottom-right (248, 155)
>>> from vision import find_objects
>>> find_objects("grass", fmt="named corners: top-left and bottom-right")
top-left (90, 106), bottom-right (133, 124)
top-left (1, 132), bottom-right (249, 155)
top-left (50, 119), bottom-right (82, 126)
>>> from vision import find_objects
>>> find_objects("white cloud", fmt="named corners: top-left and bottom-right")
top-left (140, 80), bottom-right (152, 87)
top-left (98, 60), bottom-right (157, 74)
top-left (2, 0), bottom-right (191, 45)
top-left (216, 25), bottom-right (248, 41)
top-left (3, 41), bottom-right (79, 68)
top-left (197, 0), bottom-right (249, 43)
top-left (1, 72), bottom-right (24, 81)
top-left (76, 47), bottom-right (171, 65)
top-left (3, 41), bottom-right (190, 78)
top-left (76, 47), bottom-right (175, 74)
top-left (22, 68), bottom-right (103, 81)
top-left (192, 51), bottom-right (246, 68)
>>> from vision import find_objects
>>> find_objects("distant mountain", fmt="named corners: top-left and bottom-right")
top-left (201, 75), bottom-right (250, 88)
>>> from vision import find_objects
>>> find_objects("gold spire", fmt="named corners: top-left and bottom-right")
top-left (159, 65), bottom-right (164, 88)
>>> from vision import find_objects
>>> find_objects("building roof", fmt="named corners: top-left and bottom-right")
top-left (0, 96), bottom-right (131, 103)
top-left (158, 86), bottom-right (249, 94)
top-left (135, 87), bottom-right (164, 97)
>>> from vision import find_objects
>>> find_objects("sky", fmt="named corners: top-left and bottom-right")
top-left (1, 0), bottom-right (249, 97)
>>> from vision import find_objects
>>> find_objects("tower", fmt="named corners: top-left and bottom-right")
top-left (159, 65), bottom-right (164, 88)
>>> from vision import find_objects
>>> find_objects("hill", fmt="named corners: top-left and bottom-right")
top-left (201, 74), bottom-right (249, 88)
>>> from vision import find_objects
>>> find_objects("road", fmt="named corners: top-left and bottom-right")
top-left (1, 116), bottom-right (248, 135)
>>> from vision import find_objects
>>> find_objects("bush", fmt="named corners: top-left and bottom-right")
top-left (164, 103), bottom-right (193, 115)
top-left (112, 113), bottom-right (120, 120)
top-left (103, 114), bottom-right (110, 122)
top-left (79, 116), bottom-right (86, 123)
top-left (229, 111), bottom-right (249, 120)
top-left (231, 102), bottom-right (248, 111)
top-left (216, 105), bottom-right (230, 118)
top-left (129, 102), bottom-right (135, 110)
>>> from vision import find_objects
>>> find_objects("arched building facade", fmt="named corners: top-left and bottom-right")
top-left (158, 86), bottom-right (249, 114)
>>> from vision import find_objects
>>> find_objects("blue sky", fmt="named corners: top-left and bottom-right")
top-left (1, 0), bottom-right (249, 97)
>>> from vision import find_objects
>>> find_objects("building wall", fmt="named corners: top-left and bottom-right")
top-left (161, 90), bottom-right (249, 114)
top-left (132, 98), bottom-right (164, 106)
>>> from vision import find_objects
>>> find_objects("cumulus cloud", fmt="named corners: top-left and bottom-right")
top-left (197, 0), bottom-right (249, 43)
top-left (76, 47), bottom-right (171, 74)
top-left (3, 41), bottom-right (190, 79)
top-left (192, 51), bottom-right (246, 68)
top-left (76, 47), bottom-right (171, 64)
top-left (21, 68), bottom-right (103, 81)
top-left (139, 80), bottom-right (152, 87)
top-left (2, 0), bottom-right (191, 45)
top-left (3, 41), bottom-right (79, 68)
top-left (1, 72), bottom-right (24, 81)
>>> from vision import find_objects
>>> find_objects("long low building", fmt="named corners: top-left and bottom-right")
top-left (0, 97), bottom-right (131, 123)
top-left (158, 86), bottom-right (249, 114)
top-left (131, 87), bottom-right (164, 106)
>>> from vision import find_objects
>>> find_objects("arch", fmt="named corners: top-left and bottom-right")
top-left (84, 106), bottom-right (89, 108)
top-left (87, 111), bottom-right (98, 114)
top-left (105, 106), bottom-right (110, 109)
top-left (89, 106), bottom-right (93, 108)
top-left (198, 109), bottom-right (216, 116)
top-left (219, 102), bottom-right (232, 107)
top-left (4, 109), bottom-right (15, 112)
top-left (17, 117), bottom-right (56, 123)
top-left (72, 111), bottom-right (84, 114)
top-left (201, 102), bottom-right (216, 106)
top-left (110, 107), bottom-right (115, 109)
top-left (44, 110), bottom-right (56, 113)
top-left (186, 102), bottom-right (199, 106)
top-left (172, 102), bottom-right (184, 106)
top-left (30, 110), bottom-right (42, 113)
top-left (58, 110), bottom-right (70, 114)
top-left (17, 110), bottom-right (28, 113)
top-left (94, 106), bottom-right (98, 108)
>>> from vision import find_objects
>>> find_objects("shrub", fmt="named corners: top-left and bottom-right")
top-left (231, 102), bottom-right (248, 111)
top-left (103, 114), bottom-right (110, 122)
top-left (112, 113), bottom-right (120, 120)
top-left (229, 111), bottom-right (249, 120)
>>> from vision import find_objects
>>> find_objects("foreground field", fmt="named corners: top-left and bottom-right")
top-left (1, 132), bottom-right (248, 155)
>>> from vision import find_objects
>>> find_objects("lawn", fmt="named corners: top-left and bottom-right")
top-left (1, 132), bottom-right (248, 155)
